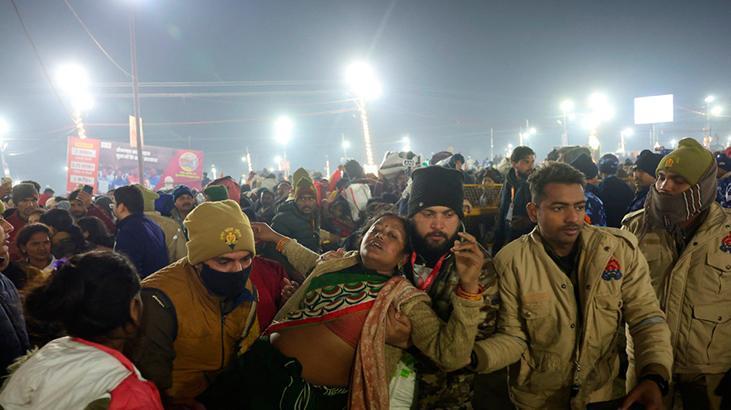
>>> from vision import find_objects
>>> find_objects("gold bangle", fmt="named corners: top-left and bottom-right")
top-left (455, 284), bottom-right (484, 301)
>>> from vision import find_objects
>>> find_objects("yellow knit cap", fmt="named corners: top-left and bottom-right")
top-left (184, 199), bottom-right (255, 265)
top-left (134, 184), bottom-right (159, 212)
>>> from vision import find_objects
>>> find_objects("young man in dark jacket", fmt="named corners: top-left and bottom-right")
top-left (113, 185), bottom-right (168, 278)
top-left (493, 146), bottom-right (535, 253)
top-left (598, 153), bottom-right (634, 227)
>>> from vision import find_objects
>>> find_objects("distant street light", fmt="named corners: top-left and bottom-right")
top-left (619, 127), bottom-right (634, 155)
top-left (670, 139), bottom-right (678, 148)
top-left (274, 116), bottom-right (294, 178)
top-left (401, 135), bottom-right (411, 152)
top-left (705, 95), bottom-right (716, 104)
top-left (345, 61), bottom-right (381, 172)
top-left (340, 135), bottom-right (351, 160)
top-left (56, 63), bottom-right (93, 139)
top-left (518, 121), bottom-right (536, 146)
top-left (560, 99), bottom-right (575, 146)
top-left (711, 106), bottom-right (723, 117)
top-left (585, 92), bottom-right (614, 148)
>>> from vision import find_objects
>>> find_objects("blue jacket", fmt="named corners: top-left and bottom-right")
top-left (584, 184), bottom-right (607, 227)
top-left (494, 168), bottom-right (534, 253)
top-left (717, 174), bottom-right (731, 209)
top-left (115, 213), bottom-right (169, 278)
top-left (0, 272), bottom-right (29, 377)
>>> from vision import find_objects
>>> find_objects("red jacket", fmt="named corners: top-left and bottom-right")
top-left (86, 204), bottom-right (116, 234)
top-left (249, 256), bottom-right (288, 329)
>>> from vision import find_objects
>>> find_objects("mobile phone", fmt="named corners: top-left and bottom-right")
top-left (82, 185), bottom-right (93, 195)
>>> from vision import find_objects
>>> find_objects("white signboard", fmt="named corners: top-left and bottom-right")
top-left (634, 94), bottom-right (674, 125)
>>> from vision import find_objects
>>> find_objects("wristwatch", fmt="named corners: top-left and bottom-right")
top-left (638, 374), bottom-right (669, 396)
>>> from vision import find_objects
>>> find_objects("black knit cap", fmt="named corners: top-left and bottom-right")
top-left (634, 149), bottom-right (663, 176)
top-left (570, 153), bottom-right (598, 179)
top-left (408, 166), bottom-right (464, 219)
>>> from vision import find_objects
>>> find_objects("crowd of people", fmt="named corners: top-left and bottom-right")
top-left (0, 138), bottom-right (729, 409)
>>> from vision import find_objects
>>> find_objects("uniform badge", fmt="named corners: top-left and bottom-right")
top-left (721, 232), bottom-right (731, 254)
top-left (601, 257), bottom-right (622, 281)
top-left (220, 227), bottom-right (242, 250)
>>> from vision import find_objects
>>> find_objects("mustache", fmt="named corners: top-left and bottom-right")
top-left (425, 231), bottom-right (449, 239)
top-left (562, 224), bottom-right (581, 230)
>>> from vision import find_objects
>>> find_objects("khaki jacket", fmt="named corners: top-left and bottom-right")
top-left (275, 240), bottom-right (484, 377)
top-left (474, 225), bottom-right (672, 409)
top-left (622, 202), bottom-right (731, 374)
top-left (145, 211), bottom-right (187, 262)
top-left (140, 259), bottom-right (259, 401)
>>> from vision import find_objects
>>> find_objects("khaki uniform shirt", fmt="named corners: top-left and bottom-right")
top-left (474, 225), bottom-right (672, 409)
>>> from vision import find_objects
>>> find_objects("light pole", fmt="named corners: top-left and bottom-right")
top-left (518, 121), bottom-right (536, 146)
top-left (560, 100), bottom-right (575, 146)
top-left (129, 6), bottom-right (145, 187)
top-left (55, 64), bottom-right (93, 139)
top-left (619, 127), bottom-right (634, 155)
top-left (586, 92), bottom-right (614, 150)
top-left (345, 62), bottom-right (382, 172)
top-left (274, 116), bottom-right (294, 179)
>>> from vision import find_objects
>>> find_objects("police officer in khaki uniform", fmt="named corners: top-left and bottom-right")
top-left (473, 162), bottom-right (672, 410)
top-left (623, 138), bottom-right (731, 409)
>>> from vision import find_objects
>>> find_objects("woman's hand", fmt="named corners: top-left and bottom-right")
top-left (251, 222), bottom-right (285, 243)
top-left (451, 232), bottom-right (483, 293)
top-left (280, 277), bottom-right (299, 303)
top-left (385, 304), bottom-right (412, 349)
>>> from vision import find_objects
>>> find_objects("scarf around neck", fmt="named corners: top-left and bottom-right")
top-left (642, 161), bottom-right (717, 239)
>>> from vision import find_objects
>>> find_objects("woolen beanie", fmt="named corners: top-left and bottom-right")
top-left (657, 138), bottom-right (714, 185)
top-left (570, 154), bottom-right (599, 179)
top-left (173, 185), bottom-right (194, 201)
top-left (204, 184), bottom-right (229, 202)
top-left (184, 199), bottom-right (255, 265)
top-left (408, 166), bottom-right (464, 219)
top-left (634, 150), bottom-right (663, 176)
top-left (292, 168), bottom-right (316, 199)
top-left (12, 183), bottom-right (39, 205)
top-left (134, 184), bottom-right (159, 212)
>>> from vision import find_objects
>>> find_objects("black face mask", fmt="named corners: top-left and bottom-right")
top-left (199, 263), bottom-right (252, 299)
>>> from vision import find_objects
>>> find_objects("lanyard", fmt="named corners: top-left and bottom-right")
top-left (410, 252), bottom-right (447, 291)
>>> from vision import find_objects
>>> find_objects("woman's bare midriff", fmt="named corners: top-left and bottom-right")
top-left (270, 324), bottom-right (355, 386)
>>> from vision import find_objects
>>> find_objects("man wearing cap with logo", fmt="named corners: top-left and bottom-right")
top-left (623, 138), bottom-right (731, 409)
top-left (627, 150), bottom-right (664, 213)
top-left (132, 200), bottom-right (260, 408)
top-left (474, 162), bottom-right (672, 410)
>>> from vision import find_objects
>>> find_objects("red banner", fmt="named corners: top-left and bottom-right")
top-left (66, 137), bottom-right (205, 194)
top-left (66, 137), bottom-right (100, 193)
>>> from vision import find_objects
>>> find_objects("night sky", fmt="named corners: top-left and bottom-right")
top-left (1, 0), bottom-right (730, 191)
